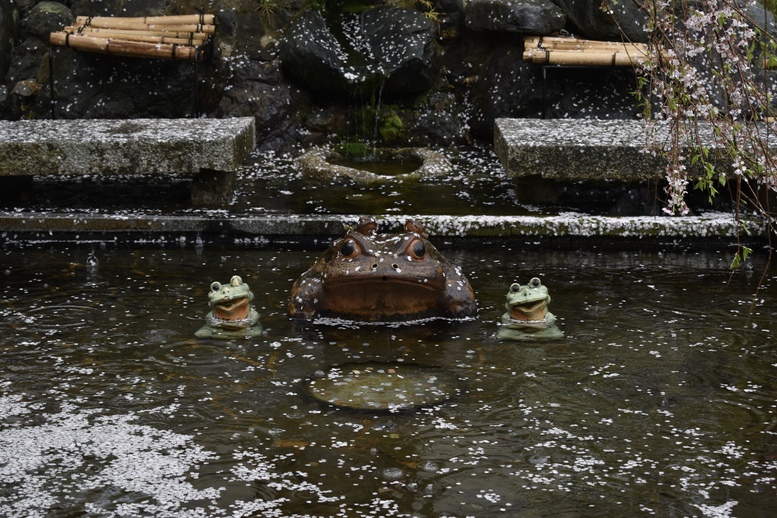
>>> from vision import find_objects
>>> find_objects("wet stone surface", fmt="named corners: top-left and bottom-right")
top-left (493, 118), bottom-right (771, 181)
top-left (0, 117), bottom-right (255, 176)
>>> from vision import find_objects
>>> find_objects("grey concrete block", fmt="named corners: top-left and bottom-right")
top-left (0, 117), bottom-right (255, 207)
top-left (494, 118), bottom-right (668, 180)
top-left (0, 117), bottom-right (255, 176)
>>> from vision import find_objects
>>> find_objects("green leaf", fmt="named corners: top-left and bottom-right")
top-left (730, 246), bottom-right (753, 269)
top-left (730, 252), bottom-right (741, 269)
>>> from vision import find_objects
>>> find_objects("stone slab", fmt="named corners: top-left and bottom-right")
top-left (0, 212), bottom-right (764, 242)
top-left (0, 117), bottom-right (255, 177)
top-left (494, 118), bottom-right (724, 181)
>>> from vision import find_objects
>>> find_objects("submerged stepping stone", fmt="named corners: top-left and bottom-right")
top-left (306, 362), bottom-right (463, 411)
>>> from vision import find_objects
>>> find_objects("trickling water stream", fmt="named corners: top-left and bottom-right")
top-left (1, 243), bottom-right (775, 517)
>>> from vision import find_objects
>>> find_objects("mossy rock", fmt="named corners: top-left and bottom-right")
top-left (379, 111), bottom-right (404, 141)
top-left (337, 141), bottom-right (371, 158)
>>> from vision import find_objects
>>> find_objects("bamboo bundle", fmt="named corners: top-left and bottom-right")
top-left (50, 32), bottom-right (206, 61)
top-left (50, 13), bottom-right (214, 62)
top-left (523, 36), bottom-right (655, 66)
top-left (76, 14), bottom-right (216, 27)
top-left (63, 25), bottom-right (209, 44)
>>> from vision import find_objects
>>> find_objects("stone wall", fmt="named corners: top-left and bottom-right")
top-left (0, 0), bottom-right (762, 153)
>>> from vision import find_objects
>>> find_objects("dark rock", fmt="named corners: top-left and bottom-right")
top-left (214, 57), bottom-right (304, 152)
top-left (69, 0), bottom-right (164, 17)
top-left (279, 6), bottom-right (437, 98)
top-left (5, 37), bottom-right (50, 92)
top-left (306, 106), bottom-right (349, 135)
top-left (20, 1), bottom-right (73, 40)
top-left (406, 91), bottom-right (469, 145)
top-left (551, 0), bottom-right (648, 42)
top-left (361, 7), bottom-right (437, 96)
top-left (465, 0), bottom-right (565, 34)
top-left (469, 45), bottom-right (543, 139)
top-left (5, 0), bottom-right (73, 90)
top-left (3, 1), bottom-right (73, 116)
top-left (278, 9), bottom-right (351, 96)
top-left (44, 50), bottom-right (206, 120)
top-left (0, 0), bottom-right (16, 79)
top-left (11, 0), bottom-right (36, 18)
top-left (542, 67), bottom-right (641, 120)
top-left (12, 78), bottom-right (41, 97)
top-left (436, 0), bottom-right (466, 31)
top-left (437, 0), bottom-right (466, 16)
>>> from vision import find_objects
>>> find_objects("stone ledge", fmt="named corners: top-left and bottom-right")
top-left (493, 118), bottom-right (755, 181)
top-left (0, 117), bottom-right (255, 208)
top-left (0, 212), bottom-right (764, 241)
top-left (0, 117), bottom-right (255, 176)
top-left (495, 118), bottom-right (664, 181)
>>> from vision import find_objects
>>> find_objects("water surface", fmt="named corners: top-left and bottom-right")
top-left (0, 242), bottom-right (775, 517)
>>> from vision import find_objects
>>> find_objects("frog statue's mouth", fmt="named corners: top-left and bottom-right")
top-left (323, 276), bottom-right (446, 320)
top-left (509, 299), bottom-right (549, 322)
top-left (212, 296), bottom-right (251, 321)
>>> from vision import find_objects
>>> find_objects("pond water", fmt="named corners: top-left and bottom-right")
top-left (0, 148), bottom-right (527, 217)
top-left (1, 241), bottom-right (775, 517)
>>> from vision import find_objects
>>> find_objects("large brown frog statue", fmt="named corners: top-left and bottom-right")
top-left (497, 277), bottom-right (563, 341)
top-left (288, 218), bottom-right (477, 322)
top-left (196, 275), bottom-right (263, 338)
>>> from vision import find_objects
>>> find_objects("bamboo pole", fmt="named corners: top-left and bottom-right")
top-left (67, 26), bottom-right (210, 40)
top-left (76, 14), bottom-right (215, 26)
top-left (49, 32), bottom-right (205, 61)
top-left (64, 26), bottom-right (209, 44)
top-left (525, 36), bottom-right (649, 55)
top-left (75, 18), bottom-right (214, 34)
top-left (523, 49), bottom-right (649, 66)
top-left (50, 32), bottom-right (107, 52)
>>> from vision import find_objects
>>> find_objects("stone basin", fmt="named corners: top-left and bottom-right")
top-left (295, 147), bottom-right (452, 185)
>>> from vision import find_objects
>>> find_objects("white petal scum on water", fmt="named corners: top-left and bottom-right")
top-left (0, 398), bottom-right (219, 517)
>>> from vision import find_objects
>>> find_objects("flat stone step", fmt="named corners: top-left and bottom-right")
top-left (0, 117), bottom-right (255, 207)
top-left (494, 118), bottom-right (668, 181)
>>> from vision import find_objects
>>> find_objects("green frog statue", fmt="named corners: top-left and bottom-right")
top-left (195, 275), bottom-right (263, 338)
top-left (497, 277), bottom-right (563, 341)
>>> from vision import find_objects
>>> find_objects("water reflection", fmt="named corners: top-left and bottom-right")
top-left (0, 243), bottom-right (775, 517)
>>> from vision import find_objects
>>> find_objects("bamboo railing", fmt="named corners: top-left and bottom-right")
top-left (523, 36), bottom-right (661, 67)
top-left (50, 14), bottom-right (214, 62)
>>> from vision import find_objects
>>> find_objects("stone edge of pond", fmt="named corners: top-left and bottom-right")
top-left (0, 211), bottom-right (765, 246)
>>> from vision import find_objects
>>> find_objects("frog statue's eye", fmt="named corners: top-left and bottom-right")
top-left (210, 281), bottom-right (221, 292)
top-left (230, 275), bottom-right (242, 286)
top-left (530, 277), bottom-right (542, 288)
top-left (510, 283), bottom-right (521, 293)
top-left (339, 238), bottom-right (360, 259)
top-left (407, 239), bottom-right (426, 260)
